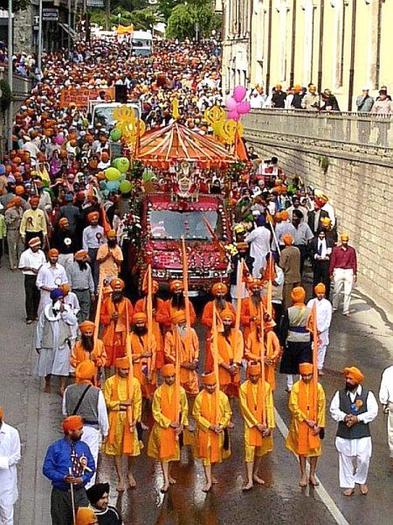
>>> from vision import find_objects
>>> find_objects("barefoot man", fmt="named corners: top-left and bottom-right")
top-left (239, 362), bottom-right (275, 490)
top-left (286, 362), bottom-right (326, 487)
top-left (103, 357), bottom-right (142, 491)
top-left (147, 364), bottom-right (189, 493)
top-left (193, 372), bottom-right (232, 492)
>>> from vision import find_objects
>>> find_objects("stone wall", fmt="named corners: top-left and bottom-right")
top-left (14, 6), bottom-right (34, 55)
top-left (244, 136), bottom-right (393, 310)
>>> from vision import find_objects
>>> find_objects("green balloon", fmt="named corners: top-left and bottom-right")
top-left (110, 128), bottom-right (122, 141)
top-left (105, 167), bottom-right (121, 181)
top-left (114, 157), bottom-right (130, 174)
top-left (119, 180), bottom-right (133, 193)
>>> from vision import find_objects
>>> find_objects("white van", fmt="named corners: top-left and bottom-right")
top-left (131, 30), bottom-right (153, 57)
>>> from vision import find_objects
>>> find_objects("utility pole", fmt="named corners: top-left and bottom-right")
top-left (38, 0), bottom-right (43, 71)
top-left (68, 0), bottom-right (72, 50)
top-left (7, 0), bottom-right (13, 151)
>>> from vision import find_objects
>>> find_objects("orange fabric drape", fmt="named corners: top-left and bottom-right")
top-left (159, 385), bottom-right (178, 459)
top-left (108, 375), bottom-right (135, 454)
top-left (198, 390), bottom-right (220, 463)
top-left (246, 381), bottom-right (263, 447)
top-left (297, 382), bottom-right (320, 455)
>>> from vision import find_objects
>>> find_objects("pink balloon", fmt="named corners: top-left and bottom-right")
top-left (227, 110), bottom-right (240, 121)
top-left (233, 85), bottom-right (247, 103)
top-left (236, 101), bottom-right (251, 115)
top-left (225, 97), bottom-right (237, 111)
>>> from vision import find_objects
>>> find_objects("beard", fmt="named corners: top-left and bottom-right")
top-left (215, 297), bottom-right (226, 310)
top-left (77, 261), bottom-right (88, 271)
top-left (223, 325), bottom-right (232, 336)
top-left (108, 239), bottom-right (117, 248)
top-left (345, 381), bottom-right (357, 392)
top-left (134, 325), bottom-right (147, 335)
top-left (81, 334), bottom-right (94, 352)
top-left (172, 293), bottom-right (185, 309)
top-left (112, 291), bottom-right (123, 303)
top-left (251, 294), bottom-right (261, 308)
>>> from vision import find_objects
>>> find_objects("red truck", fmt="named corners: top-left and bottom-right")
top-left (131, 192), bottom-right (232, 295)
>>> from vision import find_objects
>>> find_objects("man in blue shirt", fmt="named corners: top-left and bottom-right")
top-left (43, 415), bottom-right (95, 525)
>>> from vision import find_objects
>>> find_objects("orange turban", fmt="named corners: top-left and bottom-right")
top-left (107, 229), bottom-right (116, 239)
top-left (161, 363), bottom-right (176, 377)
top-left (247, 277), bottom-right (262, 290)
top-left (87, 211), bottom-right (99, 222)
top-left (291, 286), bottom-right (305, 304)
top-left (220, 308), bottom-right (235, 322)
top-left (60, 283), bottom-right (70, 295)
top-left (247, 362), bottom-right (262, 376)
top-left (280, 210), bottom-right (289, 221)
top-left (79, 320), bottom-right (95, 334)
top-left (110, 278), bottom-right (125, 291)
top-left (28, 236), bottom-right (41, 248)
top-left (142, 279), bottom-right (159, 294)
top-left (133, 312), bottom-right (147, 323)
top-left (211, 282), bottom-right (228, 295)
top-left (58, 217), bottom-right (69, 227)
top-left (29, 195), bottom-right (40, 204)
top-left (75, 250), bottom-right (88, 261)
top-left (170, 280), bottom-right (183, 292)
top-left (282, 233), bottom-right (293, 246)
top-left (15, 185), bottom-right (25, 196)
top-left (344, 367), bottom-right (364, 384)
top-left (201, 372), bottom-right (216, 385)
top-left (76, 360), bottom-right (97, 382)
top-left (48, 248), bottom-right (59, 257)
top-left (115, 357), bottom-right (130, 369)
top-left (0, 406), bottom-right (3, 419)
top-left (314, 283), bottom-right (326, 295)
top-left (299, 362), bottom-right (313, 375)
top-left (171, 310), bottom-right (186, 324)
top-left (76, 507), bottom-right (97, 525)
top-left (63, 415), bottom-right (83, 433)
top-left (6, 196), bottom-right (22, 208)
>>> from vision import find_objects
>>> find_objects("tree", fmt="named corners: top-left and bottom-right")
top-left (0, 0), bottom-right (31, 11)
top-left (166, 1), bottom-right (221, 40)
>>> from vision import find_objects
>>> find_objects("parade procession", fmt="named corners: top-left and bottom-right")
top-left (1, 5), bottom-right (393, 524)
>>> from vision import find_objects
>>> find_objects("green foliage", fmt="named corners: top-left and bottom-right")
top-left (0, 79), bottom-right (12, 112)
top-left (0, 0), bottom-right (30, 11)
top-left (158, 0), bottom-right (181, 21)
top-left (166, 1), bottom-right (221, 40)
top-left (91, 6), bottom-right (160, 31)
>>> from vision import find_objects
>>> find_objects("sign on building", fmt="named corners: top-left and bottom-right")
top-left (43, 8), bottom-right (59, 22)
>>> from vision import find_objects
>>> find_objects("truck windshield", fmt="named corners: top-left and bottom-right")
top-left (150, 210), bottom-right (221, 240)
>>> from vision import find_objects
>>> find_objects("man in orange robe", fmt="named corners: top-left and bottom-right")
top-left (240, 278), bottom-right (267, 341)
top-left (286, 362), bottom-right (326, 487)
top-left (156, 280), bottom-right (196, 331)
top-left (100, 278), bottom-right (133, 368)
top-left (164, 310), bottom-right (199, 395)
top-left (130, 312), bottom-right (157, 399)
top-left (103, 356), bottom-right (142, 491)
top-left (245, 319), bottom-right (281, 391)
top-left (193, 372), bottom-right (232, 492)
top-left (134, 279), bottom-right (165, 369)
top-left (201, 282), bottom-right (235, 371)
top-left (147, 364), bottom-right (189, 493)
top-left (70, 320), bottom-right (107, 371)
top-left (216, 309), bottom-right (244, 397)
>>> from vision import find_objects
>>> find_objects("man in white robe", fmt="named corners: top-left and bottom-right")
top-left (330, 366), bottom-right (378, 496)
top-left (378, 364), bottom-right (393, 462)
top-left (0, 407), bottom-right (21, 525)
top-left (306, 282), bottom-right (332, 374)
top-left (36, 288), bottom-right (77, 395)
top-left (244, 216), bottom-right (271, 278)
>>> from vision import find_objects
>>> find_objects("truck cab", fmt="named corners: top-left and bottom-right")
top-left (131, 192), bottom-right (232, 294)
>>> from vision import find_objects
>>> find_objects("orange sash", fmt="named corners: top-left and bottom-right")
top-left (297, 381), bottom-right (320, 455)
top-left (159, 384), bottom-right (178, 459)
top-left (198, 391), bottom-right (220, 463)
top-left (108, 376), bottom-right (134, 454)
top-left (246, 381), bottom-right (264, 447)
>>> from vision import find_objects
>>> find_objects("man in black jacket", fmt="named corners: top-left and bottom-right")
top-left (309, 229), bottom-right (335, 298)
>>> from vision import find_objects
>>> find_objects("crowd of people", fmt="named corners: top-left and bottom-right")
top-left (0, 37), bottom-right (392, 525)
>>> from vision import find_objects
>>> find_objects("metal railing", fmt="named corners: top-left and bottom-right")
top-left (242, 109), bottom-right (393, 154)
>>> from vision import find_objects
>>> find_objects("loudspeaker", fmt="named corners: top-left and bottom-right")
top-left (115, 84), bottom-right (128, 103)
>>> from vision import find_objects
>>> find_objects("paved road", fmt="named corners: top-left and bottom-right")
top-left (0, 266), bottom-right (392, 525)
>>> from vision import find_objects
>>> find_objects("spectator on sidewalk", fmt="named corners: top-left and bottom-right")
top-left (0, 406), bottom-right (21, 525)
top-left (4, 197), bottom-right (24, 271)
top-left (329, 233), bottom-right (357, 316)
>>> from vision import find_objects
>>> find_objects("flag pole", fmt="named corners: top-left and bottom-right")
top-left (311, 302), bottom-right (319, 416)
top-left (259, 304), bottom-right (267, 426)
top-left (212, 304), bottom-right (220, 425)
top-left (125, 302), bottom-right (134, 430)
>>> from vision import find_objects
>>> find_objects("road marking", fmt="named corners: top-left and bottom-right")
top-left (274, 408), bottom-right (350, 525)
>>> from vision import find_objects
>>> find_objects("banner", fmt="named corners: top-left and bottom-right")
top-left (59, 87), bottom-right (115, 109)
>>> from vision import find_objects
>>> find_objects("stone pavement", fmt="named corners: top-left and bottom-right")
top-left (1, 265), bottom-right (393, 524)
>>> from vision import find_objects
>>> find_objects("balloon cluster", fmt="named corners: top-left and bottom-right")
top-left (225, 86), bottom-right (251, 122)
top-left (102, 157), bottom-right (133, 194)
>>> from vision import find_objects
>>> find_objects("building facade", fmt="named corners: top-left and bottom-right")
top-left (222, 0), bottom-right (392, 110)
